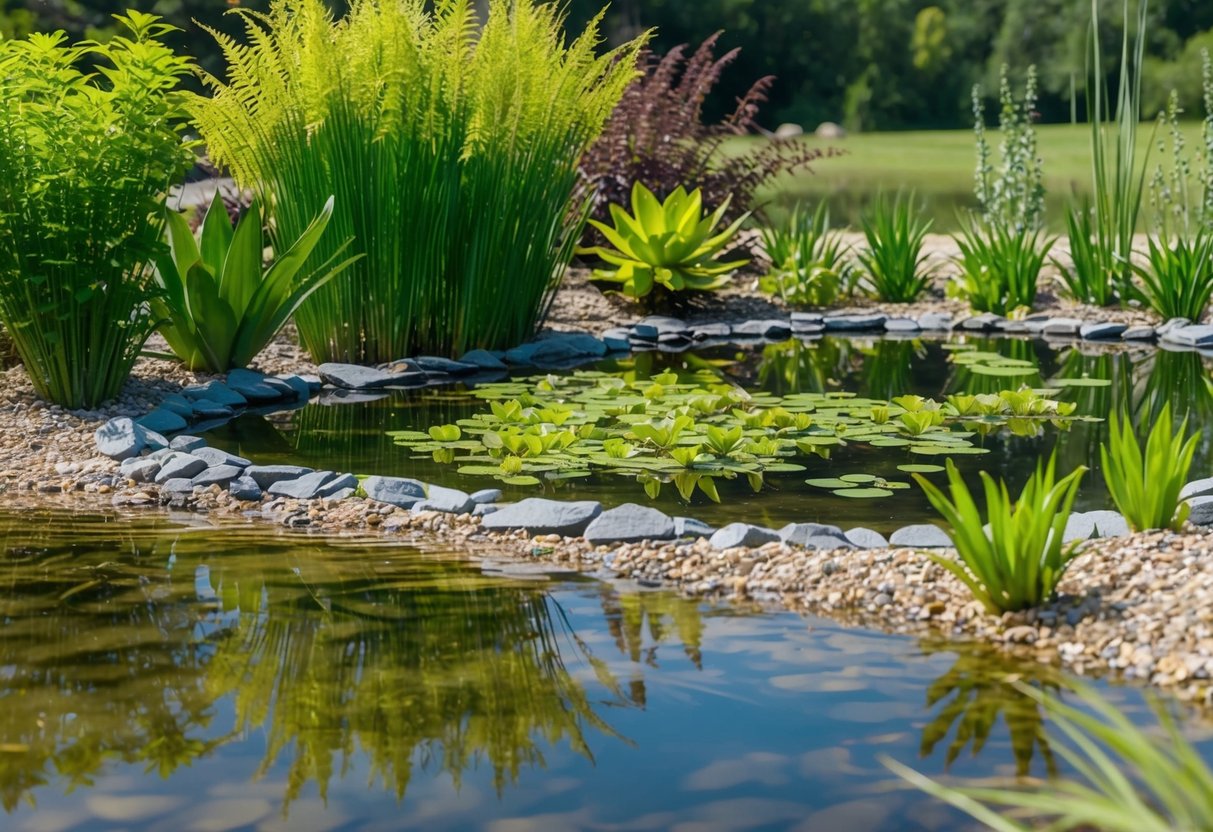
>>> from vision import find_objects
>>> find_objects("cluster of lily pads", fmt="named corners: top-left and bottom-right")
top-left (387, 369), bottom-right (1089, 503)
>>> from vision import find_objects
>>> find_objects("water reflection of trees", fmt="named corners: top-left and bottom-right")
top-left (0, 514), bottom-right (709, 813)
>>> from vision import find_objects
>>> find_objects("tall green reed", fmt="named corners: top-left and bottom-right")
top-left (1058, 0), bottom-right (1152, 307)
top-left (193, 0), bottom-right (643, 364)
top-left (0, 13), bottom-right (194, 407)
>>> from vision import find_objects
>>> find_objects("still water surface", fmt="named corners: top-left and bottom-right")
top-left (2, 511), bottom-right (1211, 831)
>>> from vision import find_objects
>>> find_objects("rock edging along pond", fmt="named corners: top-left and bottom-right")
top-left (93, 313), bottom-right (1213, 549)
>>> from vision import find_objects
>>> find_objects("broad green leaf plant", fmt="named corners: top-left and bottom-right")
top-left (193, 0), bottom-right (644, 363)
top-left (153, 193), bottom-right (358, 372)
top-left (1100, 403), bottom-right (1199, 532)
top-left (580, 182), bottom-right (749, 302)
top-left (914, 455), bottom-right (1086, 613)
top-left (0, 12), bottom-right (195, 407)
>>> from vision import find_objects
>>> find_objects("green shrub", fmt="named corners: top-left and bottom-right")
top-left (1057, 0), bottom-right (1152, 306)
top-left (152, 193), bottom-right (358, 372)
top-left (758, 202), bottom-right (854, 307)
top-left (953, 214), bottom-right (1053, 314)
top-left (0, 12), bottom-right (194, 407)
top-left (581, 182), bottom-right (748, 302)
top-left (857, 192), bottom-right (936, 302)
top-left (1132, 233), bottom-right (1213, 321)
top-left (1101, 403), bottom-right (1199, 532)
top-left (193, 0), bottom-right (642, 364)
top-left (913, 455), bottom-right (1086, 614)
top-left (885, 682), bottom-right (1213, 832)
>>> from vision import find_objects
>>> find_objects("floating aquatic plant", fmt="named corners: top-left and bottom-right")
top-left (388, 370), bottom-right (1087, 503)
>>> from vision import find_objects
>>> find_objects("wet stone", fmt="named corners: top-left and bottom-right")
top-left (601, 328), bottom-right (633, 351)
top-left (1064, 510), bottom-right (1130, 542)
top-left (1164, 324), bottom-right (1213, 347)
top-left (136, 408), bottom-right (187, 435)
top-left (959, 313), bottom-right (1004, 331)
top-left (845, 527), bottom-right (889, 549)
top-left (245, 464), bottom-right (315, 489)
top-left (481, 498), bottom-right (603, 536)
top-left (318, 473), bottom-right (359, 498)
top-left (674, 517), bottom-right (715, 538)
top-left (362, 475), bottom-right (427, 507)
top-left (1121, 325), bottom-right (1157, 341)
top-left (189, 398), bottom-right (235, 419)
top-left (584, 503), bottom-right (676, 545)
top-left (275, 374), bottom-right (312, 400)
top-left (228, 475), bottom-right (263, 501)
top-left (1080, 321), bottom-right (1127, 340)
top-left (691, 322), bottom-right (732, 339)
top-left (318, 363), bottom-right (401, 390)
top-left (1041, 317), bottom-right (1083, 337)
top-left (732, 319), bottom-right (791, 338)
top-left (917, 312), bottom-right (953, 330)
top-left (1180, 477), bottom-right (1213, 501)
top-left (182, 381), bottom-right (246, 407)
top-left (889, 524), bottom-right (952, 548)
top-left (883, 318), bottom-right (920, 332)
top-left (459, 349), bottom-right (508, 370)
top-left (193, 447), bottom-right (252, 469)
top-left (410, 356), bottom-right (479, 375)
top-left (95, 417), bottom-right (147, 461)
top-left (470, 488), bottom-right (502, 505)
top-left (1187, 496), bottom-right (1213, 526)
top-left (778, 522), bottom-right (847, 547)
top-left (191, 464), bottom-right (243, 488)
top-left (226, 368), bottom-right (284, 402)
top-left (709, 523), bottom-right (780, 550)
top-left (119, 457), bottom-right (161, 484)
top-left (154, 453), bottom-right (208, 484)
top-left (160, 477), bottom-right (195, 495)
top-left (267, 470), bottom-right (337, 500)
top-left (637, 316), bottom-right (687, 335)
top-left (824, 313), bottom-right (886, 331)
top-left (412, 484), bottom-right (476, 514)
top-left (168, 435), bottom-right (207, 453)
top-left (159, 394), bottom-right (194, 418)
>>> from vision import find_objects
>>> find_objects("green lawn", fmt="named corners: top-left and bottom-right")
top-left (729, 122), bottom-right (1206, 230)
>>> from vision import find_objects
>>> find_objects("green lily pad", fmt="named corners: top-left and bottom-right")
top-left (806, 478), bottom-right (853, 488)
top-left (898, 463), bottom-right (946, 473)
top-left (839, 473), bottom-right (877, 484)
top-left (832, 487), bottom-right (893, 498)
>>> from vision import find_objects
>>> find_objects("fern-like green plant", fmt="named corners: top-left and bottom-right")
top-left (192, 0), bottom-right (643, 364)
top-left (152, 193), bottom-right (359, 372)
top-left (0, 12), bottom-right (195, 407)
top-left (913, 455), bottom-right (1086, 614)
top-left (580, 182), bottom-right (748, 301)
top-left (1101, 403), bottom-right (1199, 532)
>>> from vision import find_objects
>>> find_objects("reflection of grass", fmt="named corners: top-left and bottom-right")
top-left (757, 338), bottom-right (854, 395)
top-left (917, 641), bottom-right (1060, 778)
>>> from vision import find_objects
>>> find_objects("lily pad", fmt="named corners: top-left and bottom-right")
top-left (839, 473), bottom-right (877, 484)
top-left (897, 463), bottom-right (946, 473)
top-left (832, 487), bottom-right (893, 498)
top-left (805, 478), bottom-right (853, 489)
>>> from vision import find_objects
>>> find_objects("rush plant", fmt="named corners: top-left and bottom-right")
top-left (0, 12), bottom-right (194, 407)
top-left (193, 0), bottom-right (642, 363)
top-left (759, 202), bottom-right (855, 307)
top-left (857, 192), bottom-right (937, 302)
top-left (580, 183), bottom-right (749, 302)
top-left (913, 455), bottom-right (1086, 613)
top-left (953, 213), bottom-right (1054, 314)
top-left (152, 193), bottom-right (358, 372)
top-left (1101, 403), bottom-right (1199, 532)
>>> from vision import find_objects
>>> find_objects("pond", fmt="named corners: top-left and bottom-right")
top-left (202, 335), bottom-right (1213, 534)
top-left (3, 510), bottom-right (1210, 831)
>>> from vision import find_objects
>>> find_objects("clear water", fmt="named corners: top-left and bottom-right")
top-left (203, 335), bottom-right (1213, 533)
top-left (2, 510), bottom-right (1209, 831)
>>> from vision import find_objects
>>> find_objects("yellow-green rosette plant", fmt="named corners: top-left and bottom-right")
top-left (581, 182), bottom-right (749, 301)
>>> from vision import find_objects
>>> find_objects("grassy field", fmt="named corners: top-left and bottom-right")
top-left (731, 122), bottom-right (1207, 230)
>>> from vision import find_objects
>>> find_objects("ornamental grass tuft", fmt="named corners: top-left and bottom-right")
top-left (1100, 403), bottom-right (1199, 532)
top-left (193, 0), bottom-right (643, 364)
top-left (914, 454), bottom-right (1086, 614)
top-left (0, 13), bottom-right (194, 407)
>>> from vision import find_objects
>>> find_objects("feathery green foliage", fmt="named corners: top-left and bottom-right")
top-left (192, 0), bottom-right (642, 364)
top-left (153, 192), bottom-right (358, 372)
top-left (885, 682), bottom-right (1213, 832)
top-left (914, 455), bottom-right (1086, 613)
top-left (0, 12), bottom-right (194, 407)
top-left (952, 212), bottom-right (1054, 314)
top-left (1058, 0), bottom-right (1152, 306)
top-left (1101, 403), bottom-right (1199, 532)
top-left (758, 201), bottom-right (854, 307)
top-left (857, 191), bottom-right (937, 302)
top-left (581, 182), bottom-right (748, 303)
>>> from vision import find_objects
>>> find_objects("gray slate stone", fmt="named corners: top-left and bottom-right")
top-left (1187, 495), bottom-right (1213, 526)
top-left (246, 464), bottom-right (315, 489)
top-left (143, 429), bottom-right (170, 452)
top-left (917, 312), bottom-right (953, 330)
top-left (160, 477), bottom-right (196, 495)
top-left (884, 318), bottom-right (920, 332)
top-left (824, 313), bottom-right (887, 331)
top-left (193, 447), bottom-right (251, 469)
top-left (709, 523), bottom-right (780, 549)
top-left (228, 476), bottom-right (263, 501)
top-left (182, 381), bottom-right (246, 407)
top-left (1042, 317), bottom-right (1083, 337)
top-left (481, 498), bottom-right (603, 536)
top-left (600, 328), bottom-right (633, 351)
top-left (583, 503), bottom-right (676, 545)
top-left (413, 484), bottom-right (476, 514)
top-left (275, 374), bottom-right (312, 401)
top-left (159, 394), bottom-right (195, 418)
top-left (1157, 317), bottom-right (1192, 337)
top-left (362, 475), bottom-right (427, 507)
top-left (136, 408), bottom-right (187, 435)
top-left (326, 487), bottom-right (356, 500)
top-left (529, 333), bottom-right (608, 364)
top-left (959, 313), bottom-right (1004, 331)
top-left (1180, 477), bottom-right (1213, 501)
top-left (1064, 510), bottom-right (1130, 542)
top-left (169, 435), bottom-right (206, 453)
top-left (472, 503), bottom-right (499, 517)
top-left (732, 319), bottom-right (792, 338)
top-left (791, 312), bottom-right (824, 326)
top-left (690, 322), bottom-right (732, 339)
top-left (226, 368), bottom-right (284, 402)
top-left (154, 453), bottom-right (208, 484)
top-left (191, 464), bottom-right (244, 488)
top-left (778, 522), bottom-right (847, 546)
top-left (845, 527), bottom-right (889, 549)
top-left (410, 355), bottom-right (479, 375)
top-left (318, 473), bottom-right (359, 498)
top-left (1164, 324), bottom-right (1213, 347)
top-left (889, 524), bottom-right (953, 548)
top-left (674, 517), bottom-right (715, 538)
top-left (1080, 322), bottom-right (1127, 340)
top-left (267, 470), bottom-right (337, 499)
top-left (629, 324), bottom-right (659, 342)
top-left (319, 363), bottom-right (401, 390)
top-left (459, 349), bottom-right (508, 370)
top-left (470, 488), bottom-right (502, 505)
top-left (1121, 325), bottom-right (1157, 341)
top-left (95, 417), bottom-right (147, 461)
top-left (638, 316), bottom-right (688, 335)
top-left (119, 457), bottom-right (161, 484)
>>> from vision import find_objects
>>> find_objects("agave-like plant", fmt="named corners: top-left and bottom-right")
top-left (152, 192), bottom-right (358, 372)
top-left (580, 182), bottom-right (749, 300)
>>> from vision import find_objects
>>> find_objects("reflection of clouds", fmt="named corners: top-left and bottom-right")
top-left (682, 752), bottom-right (790, 791)
top-left (486, 807), bottom-right (595, 832)
top-left (182, 798), bottom-right (274, 832)
top-left (825, 701), bottom-right (922, 724)
top-left (790, 797), bottom-right (897, 832)
top-left (667, 797), bottom-right (812, 832)
top-left (14, 808), bottom-right (92, 832)
top-left (256, 799), bottom-right (348, 832)
top-left (86, 794), bottom-right (184, 822)
top-left (798, 747), bottom-right (869, 778)
top-left (770, 673), bottom-right (869, 693)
